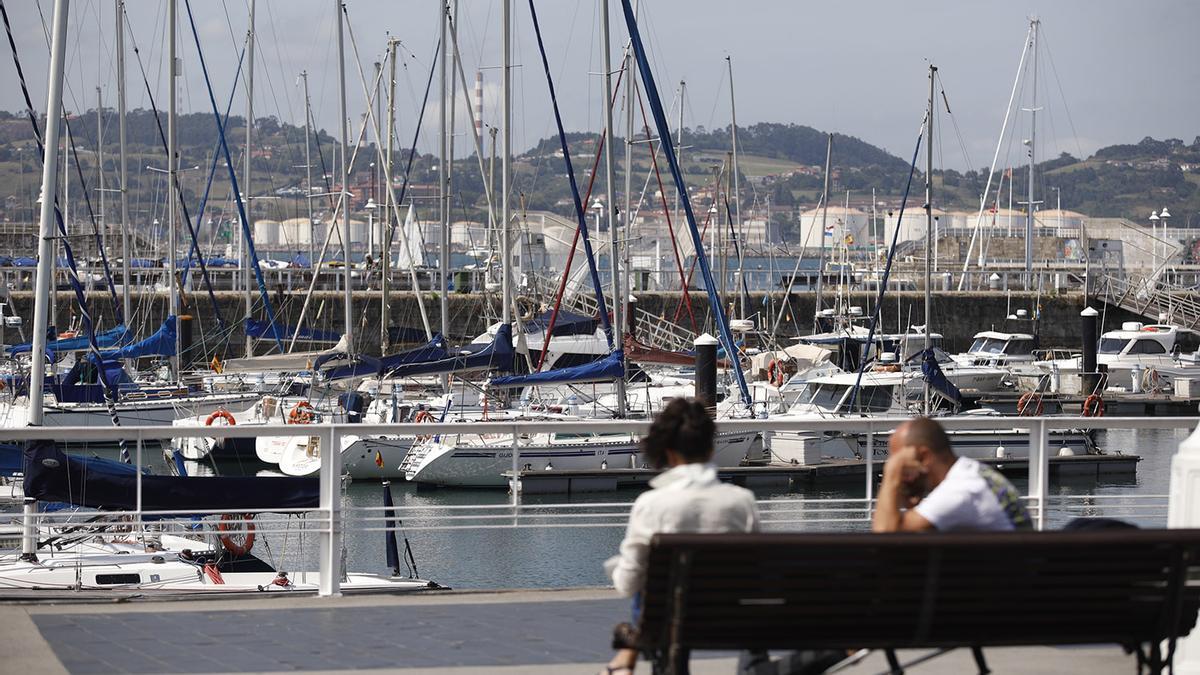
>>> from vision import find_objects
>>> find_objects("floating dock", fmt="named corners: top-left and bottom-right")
top-left (505, 453), bottom-right (1141, 494)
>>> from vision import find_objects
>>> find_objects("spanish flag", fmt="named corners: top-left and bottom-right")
top-left (375, 450), bottom-right (385, 468)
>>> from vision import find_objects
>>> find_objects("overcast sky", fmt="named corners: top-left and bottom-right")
top-left (3, 0), bottom-right (1198, 171)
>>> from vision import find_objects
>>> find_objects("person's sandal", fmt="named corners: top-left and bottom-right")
top-left (611, 622), bottom-right (639, 649)
top-left (600, 668), bottom-right (633, 675)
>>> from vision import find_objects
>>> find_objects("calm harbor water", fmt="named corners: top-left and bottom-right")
top-left (70, 425), bottom-right (1196, 590)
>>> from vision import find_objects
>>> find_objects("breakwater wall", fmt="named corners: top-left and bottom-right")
top-left (5, 290), bottom-right (1143, 358)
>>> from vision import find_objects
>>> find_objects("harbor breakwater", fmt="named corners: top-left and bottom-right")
top-left (6, 290), bottom-right (1144, 358)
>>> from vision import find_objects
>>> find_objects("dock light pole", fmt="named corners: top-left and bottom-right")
top-left (1160, 207), bottom-right (1172, 273)
top-left (1150, 210), bottom-right (1160, 270)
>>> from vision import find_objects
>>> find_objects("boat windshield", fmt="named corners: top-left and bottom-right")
top-left (844, 385), bottom-right (895, 413)
top-left (1099, 337), bottom-right (1130, 354)
top-left (1004, 339), bottom-right (1035, 355)
top-left (968, 338), bottom-right (1006, 354)
top-left (800, 384), bottom-right (848, 411)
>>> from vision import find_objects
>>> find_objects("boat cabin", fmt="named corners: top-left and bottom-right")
top-left (955, 331), bottom-right (1037, 366)
top-left (1098, 323), bottom-right (1200, 359)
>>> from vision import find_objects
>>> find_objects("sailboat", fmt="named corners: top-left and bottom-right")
top-left (2, 0), bottom-right (439, 596)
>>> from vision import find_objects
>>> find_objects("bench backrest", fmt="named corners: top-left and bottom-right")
top-left (637, 530), bottom-right (1200, 652)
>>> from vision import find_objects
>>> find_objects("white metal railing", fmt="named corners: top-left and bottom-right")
top-left (2, 415), bottom-right (1196, 596)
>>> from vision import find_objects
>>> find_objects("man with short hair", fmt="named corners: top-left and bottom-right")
top-left (873, 417), bottom-right (1031, 533)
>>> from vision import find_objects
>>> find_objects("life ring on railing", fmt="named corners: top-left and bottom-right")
top-left (1082, 394), bottom-right (1105, 418)
top-left (217, 513), bottom-right (255, 556)
top-left (1017, 392), bottom-right (1044, 417)
top-left (205, 410), bottom-right (236, 426)
top-left (766, 359), bottom-right (786, 388)
top-left (288, 401), bottom-right (315, 424)
top-left (413, 409), bottom-right (435, 441)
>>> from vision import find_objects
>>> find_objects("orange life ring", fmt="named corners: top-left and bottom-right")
top-left (205, 410), bottom-right (236, 426)
top-left (288, 401), bottom-right (315, 424)
top-left (766, 359), bottom-right (786, 388)
top-left (1017, 392), bottom-right (1044, 417)
top-left (413, 409), bottom-right (435, 441)
top-left (1082, 394), bottom-right (1105, 418)
top-left (217, 513), bottom-right (255, 556)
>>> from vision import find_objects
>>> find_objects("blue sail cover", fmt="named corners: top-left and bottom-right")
top-left (920, 349), bottom-right (962, 406)
top-left (103, 316), bottom-right (177, 360)
top-left (523, 309), bottom-right (598, 338)
top-left (23, 440), bottom-right (319, 511)
top-left (321, 334), bottom-right (450, 381)
top-left (8, 324), bottom-right (131, 357)
top-left (381, 323), bottom-right (514, 380)
top-left (489, 350), bottom-right (624, 389)
top-left (246, 319), bottom-right (339, 344)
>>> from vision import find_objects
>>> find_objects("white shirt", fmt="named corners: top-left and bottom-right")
top-left (914, 456), bottom-right (1030, 532)
top-left (604, 463), bottom-right (760, 597)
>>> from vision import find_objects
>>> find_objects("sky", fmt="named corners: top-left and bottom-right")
top-left (2, 0), bottom-right (1198, 172)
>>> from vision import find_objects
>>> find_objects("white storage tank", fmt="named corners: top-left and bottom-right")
top-left (253, 219), bottom-right (280, 247)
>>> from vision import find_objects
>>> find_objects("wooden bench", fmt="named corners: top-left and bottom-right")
top-left (635, 530), bottom-right (1200, 674)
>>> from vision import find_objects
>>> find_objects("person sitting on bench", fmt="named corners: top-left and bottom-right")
top-left (601, 397), bottom-right (760, 674)
top-left (873, 417), bottom-right (1031, 533)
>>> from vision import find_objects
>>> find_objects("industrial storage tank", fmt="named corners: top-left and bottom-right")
top-left (278, 217), bottom-right (314, 247)
top-left (797, 206), bottom-right (872, 248)
top-left (253, 219), bottom-right (280, 247)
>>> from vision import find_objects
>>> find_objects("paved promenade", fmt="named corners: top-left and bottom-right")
top-left (1, 588), bottom-right (1137, 674)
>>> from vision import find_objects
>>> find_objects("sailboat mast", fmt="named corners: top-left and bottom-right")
top-left (726, 56), bottom-right (745, 319)
top-left (116, 0), bottom-right (130, 323)
top-left (813, 133), bottom-right (832, 328)
top-left (438, 0), bottom-right (451, 331)
top-left (242, 0), bottom-right (255, 357)
top-left (674, 80), bottom-right (684, 236)
top-left (600, 0), bottom-right (626, 415)
top-left (623, 48), bottom-right (634, 298)
top-left (382, 41), bottom-right (397, 353)
top-left (335, 0), bottom-right (354, 355)
top-left (923, 64), bottom-right (936, 414)
top-left (1024, 19), bottom-right (1039, 286)
top-left (96, 86), bottom-right (105, 256)
top-left (443, 0), bottom-right (457, 346)
top-left (167, 0), bottom-right (179, 377)
top-left (500, 0), bottom-right (511, 324)
top-left (29, 0), bottom-right (70, 428)
top-left (301, 70), bottom-right (314, 269)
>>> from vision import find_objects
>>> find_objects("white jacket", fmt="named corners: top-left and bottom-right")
top-left (604, 462), bottom-right (759, 597)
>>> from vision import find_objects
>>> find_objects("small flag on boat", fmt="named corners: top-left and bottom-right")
top-left (375, 450), bottom-right (385, 468)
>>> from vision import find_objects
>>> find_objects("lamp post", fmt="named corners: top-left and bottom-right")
top-left (1149, 210), bottom-right (1160, 269)
top-left (365, 197), bottom-right (378, 263)
top-left (1051, 186), bottom-right (1061, 233)
top-left (1160, 207), bottom-right (1172, 273)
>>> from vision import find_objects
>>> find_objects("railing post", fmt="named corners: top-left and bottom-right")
top-left (318, 423), bottom-right (343, 597)
top-left (511, 424), bottom-right (521, 522)
top-left (1168, 422), bottom-right (1200, 673)
top-left (1029, 419), bottom-right (1049, 530)
top-left (865, 427), bottom-right (875, 522)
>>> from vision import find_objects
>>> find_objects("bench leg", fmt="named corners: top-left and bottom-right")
top-left (884, 649), bottom-right (904, 675)
top-left (971, 646), bottom-right (990, 675)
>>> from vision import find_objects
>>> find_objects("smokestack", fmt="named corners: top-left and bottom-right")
top-left (473, 71), bottom-right (484, 140)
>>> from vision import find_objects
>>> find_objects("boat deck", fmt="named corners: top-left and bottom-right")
top-left (1, 588), bottom-right (1138, 674)
top-left (502, 453), bottom-right (1141, 494)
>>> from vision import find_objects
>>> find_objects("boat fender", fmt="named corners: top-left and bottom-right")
top-left (217, 513), bottom-right (256, 556)
top-left (1082, 394), bottom-right (1105, 418)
